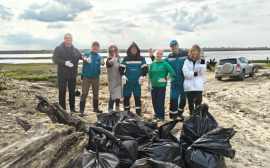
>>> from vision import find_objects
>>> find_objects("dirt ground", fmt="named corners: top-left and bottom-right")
top-left (0, 67), bottom-right (270, 168)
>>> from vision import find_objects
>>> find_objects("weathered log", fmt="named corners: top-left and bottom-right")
top-left (0, 95), bottom-right (94, 167)
top-left (35, 95), bottom-right (90, 133)
top-left (0, 123), bottom-right (88, 168)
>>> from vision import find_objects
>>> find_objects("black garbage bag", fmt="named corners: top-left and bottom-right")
top-left (138, 139), bottom-right (185, 168)
top-left (95, 111), bottom-right (120, 131)
top-left (131, 158), bottom-right (181, 168)
top-left (190, 104), bottom-right (218, 126)
top-left (184, 127), bottom-right (236, 168)
top-left (66, 151), bottom-right (84, 168)
top-left (180, 104), bottom-right (218, 153)
top-left (87, 126), bottom-right (138, 168)
top-left (113, 118), bottom-right (155, 145)
top-left (124, 111), bottom-right (158, 134)
top-left (157, 119), bottom-right (183, 143)
top-left (83, 134), bottom-right (120, 168)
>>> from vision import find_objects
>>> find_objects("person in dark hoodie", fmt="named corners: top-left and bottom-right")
top-left (119, 42), bottom-right (148, 116)
top-left (52, 33), bottom-right (82, 112)
top-left (79, 41), bottom-right (105, 117)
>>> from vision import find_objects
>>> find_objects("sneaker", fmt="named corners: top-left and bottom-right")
top-left (157, 118), bottom-right (164, 122)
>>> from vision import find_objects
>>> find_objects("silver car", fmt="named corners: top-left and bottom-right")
top-left (215, 57), bottom-right (254, 81)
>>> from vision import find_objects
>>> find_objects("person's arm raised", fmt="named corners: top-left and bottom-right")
top-left (149, 48), bottom-right (155, 62)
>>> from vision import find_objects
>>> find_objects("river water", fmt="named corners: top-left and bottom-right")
top-left (0, 50), bottom-right (269, 64)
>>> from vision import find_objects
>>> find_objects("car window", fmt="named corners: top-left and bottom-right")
top-left (244, 58), bottom-right (249, 63)
top-left (218, 59), bottom-right (237, 65)
top-left (238, 58), bottom-right (244, 63)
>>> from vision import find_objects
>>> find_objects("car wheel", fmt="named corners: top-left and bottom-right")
top-left (240, 70), bottom-right (245, 81)
top-left (249, 68), bottom-right (254, 77)
top-left (217, 77), bottom-right (222, 80)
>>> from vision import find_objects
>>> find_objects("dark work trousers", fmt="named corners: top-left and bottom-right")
top-left (187, 91), bottom-right (203, 114)
top-left (151, 87), bottom-right (166, 120)
top-left (58, 75), bottom-right (76, 110)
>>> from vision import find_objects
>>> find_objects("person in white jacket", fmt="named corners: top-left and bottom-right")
top-left (182, 44), bottom-right (206, 114)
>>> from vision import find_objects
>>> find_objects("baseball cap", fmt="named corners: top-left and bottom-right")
top-left (92, 41), bottom-right (100, 47)
top-left (170, 40), bottom-right (178, 47)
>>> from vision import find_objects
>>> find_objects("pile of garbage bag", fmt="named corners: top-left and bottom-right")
top-left (67, 104), bottom-right (236, 168)
top-left (180, 104), bottom-right (236, 168)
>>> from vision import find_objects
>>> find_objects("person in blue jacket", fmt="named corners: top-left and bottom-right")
top-left (150, 40), bottom-right (188, 120)
top-left (79, 41), bottom-right (105, 117)
top-left (119, 42), bottom-right (148, 116)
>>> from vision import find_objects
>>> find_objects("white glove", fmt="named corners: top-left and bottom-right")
top-left (158, 78), bottom-right (166, 83)
top-left (100, 58), bottom-right (105, 65)
top-left (122, 75), bottom-right (128, 85)
top-left (138, 76), bottom-right (144, 85)
top-left (109, 57), bottom-right (117, 64)
top-left (65, 61), bottom-right (73, 68)
top-left (84, 57), bottom-right (91, 63)
top-left (148, 84), bottom-right (152, 92)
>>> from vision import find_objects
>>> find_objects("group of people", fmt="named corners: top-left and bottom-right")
top-left (52, 33), bottom-right (208, 121)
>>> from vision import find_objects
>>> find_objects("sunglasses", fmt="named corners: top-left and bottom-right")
top-left (111, 50), bottom-right (116, 52)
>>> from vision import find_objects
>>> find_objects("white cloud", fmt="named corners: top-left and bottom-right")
top-left (47, 23), bottom-right (67, 29)
top-left (0, 0), bottom-right (270, 50)
top-left (0, 4), bottom-right (13, 20)
top-left (173, 5), bottom-right (218, 32)
top-left (19, 0), bottom-right (93, 22)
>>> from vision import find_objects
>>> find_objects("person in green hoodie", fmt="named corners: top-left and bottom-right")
top-left (148, 49), bottom-right (175, 121)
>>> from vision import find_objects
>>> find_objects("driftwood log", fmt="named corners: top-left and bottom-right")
top-left (0, 95), bottom-right (93, 168)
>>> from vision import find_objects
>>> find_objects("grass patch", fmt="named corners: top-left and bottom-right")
top-left (0, 63), bottom-right (58, 82)
top-left (44, 83), bottom-right (57, 87)
top-left (141, 96), bottom-right (149, 99)
top-left (207, 67), bottom-right (216, 72)
top-left (2, 72), bottom-right (57, 82)
top-left (261, 63), bottom-right (270, 67)
top-left (36, 113), bottom-right (45, 116)
top-left (249, 60), bottom-right (270, 63)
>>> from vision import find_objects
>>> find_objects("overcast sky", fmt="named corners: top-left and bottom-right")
top-left (0, 0), bottom-right (269, 50)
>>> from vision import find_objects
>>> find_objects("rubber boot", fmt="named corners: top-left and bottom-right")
top-left (79, 101), bottom-right (85, 117)
top-left (178, 99), bottom-right (186, 119)
top-left (178, 108), bottom-right (185, 119)
top-left (136, 109), bottom-right (142, 117)
top-left (124, 107), bottom-right (130, 112)
top-left (169, 99), bottom-right (178, 120)
top-left (93, 100), bottom-right (103, 113)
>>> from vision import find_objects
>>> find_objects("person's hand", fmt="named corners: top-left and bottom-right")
top-left (158, 78), bottom-right (166, 83)
top-left (100, 58), bottom-right (105, 65)
top-left (65, 61), bottom-right (73, 68)
top-left (138, 76), bottom-right (144, 85)
top-left (167, 76), bottom-right (171, 81)
top-left (84, 57), bottom-right (91, 63)
top-left (149, 48), bottom-right (154, 56)
top-left (109, 57), bottom-right (117, 65)
top-left (122, 75), bottom-right (128, 84)
top-left (148, 84), bottom-right (152, 92)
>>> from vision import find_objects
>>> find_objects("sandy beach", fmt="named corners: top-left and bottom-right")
top-left (0, 66), bottom-right (270, 168)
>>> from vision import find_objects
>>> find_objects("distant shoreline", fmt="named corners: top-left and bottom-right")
top-left (0, 48), bottom-right (270, 54)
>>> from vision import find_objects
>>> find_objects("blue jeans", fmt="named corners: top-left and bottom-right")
top-left (151, 87), bottom-right (166, 120)
top-left (108, 95), bottom-right (120, 112)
